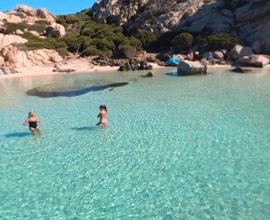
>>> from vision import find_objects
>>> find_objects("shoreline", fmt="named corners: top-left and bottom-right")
top-left (0, 58), bottom-right (164, 80)
top-left (2, 58), bottom-right (268, 80)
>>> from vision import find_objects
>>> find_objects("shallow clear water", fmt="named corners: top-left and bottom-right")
top-left (0, 68), bottom-right (270, 219)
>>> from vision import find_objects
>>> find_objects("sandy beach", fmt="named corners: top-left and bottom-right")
top-left (0, 58), bottom-right (164, 79)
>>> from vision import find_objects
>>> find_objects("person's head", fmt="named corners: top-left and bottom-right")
top-left (99, 105), bottom-right (107, 112)
top-left (28, 112), bottom-right (34, 117)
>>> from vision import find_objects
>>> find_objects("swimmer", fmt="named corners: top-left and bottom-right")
top-left (96, 105), bottom-right (107, 127)
top-left (24, 112), bottom-right (40, 134)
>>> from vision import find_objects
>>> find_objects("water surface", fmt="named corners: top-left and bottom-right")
top-left (0, 68), bottom-right (269, 219)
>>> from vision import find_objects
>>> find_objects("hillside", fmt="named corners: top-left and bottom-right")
top-left (91, 0), bottom-right (270, 54)
top-left (1, 1), bottom-right (270, 74)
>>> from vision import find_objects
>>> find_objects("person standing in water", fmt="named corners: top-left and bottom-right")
top-left (24, 112), bottom-right (40, 134)
top-left (96, 105), bottom-right (107, 127)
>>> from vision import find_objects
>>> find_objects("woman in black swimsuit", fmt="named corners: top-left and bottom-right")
top-left (24, 112), bottom-right (40, 134)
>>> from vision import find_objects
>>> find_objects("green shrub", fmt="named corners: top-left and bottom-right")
top-left (172, 32), bottom-right (194, 53)
top-left (63, 32), bottom-right (80, 53)
top-left (81, 45), bottom-right (113, 58)
top-left (81, 45), bottom-right (98, 56)
top-left (112, 33), bottom-right (127, 47)
top-left (81, 27), bottom-right (95, 36)
top-left (199, 33), bottom-right (240, 51)
top-left (98, 49), bottom-right (113, 58)
top-left (35, 20), bottom-right (51, 25)
top-left (28, 24), bottom-right (47, 33)
top-left (113, 26), bottom-right (123, 33)
top-left (22, 33), bottom-right (67, 53)
top-left (93, 38), bottom-right (115, 51)
top-left (56, 47), bottom-right (69, 57)
top-left (150, 31), bottom-right (177, 51)
top-left (136, 30), bottom-right (157, 48)
top-left (64, 15), bottom-right (80, 24)
top-left (120, 45), bottom-right (137, 59)
top-left (119, 37), bottom-right (142, 51)
top-left (55, 11), bottom-right (143, 57)
top-left (55, 16), bottom-right (67, 25)
top-left (3, 22), bottom-right (30, 34)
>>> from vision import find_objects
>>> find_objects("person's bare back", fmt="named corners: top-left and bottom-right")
top-left (96, 105), bottom-right (107, 127)
top-left (24, 112), bottom-right (41, 134)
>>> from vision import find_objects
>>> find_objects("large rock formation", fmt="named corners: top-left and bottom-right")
top-left (0, 33), bottom-right (28, 48)
top-left (0, 5), bottom-right (65, 37)
top-left (91, 0), bottom-right (270, 53)
top-left (0, 5), bottom-right (66, 73)
top-left (91, 0), bottom-right (205, 36)
top-left (236, 55), bottom-right (269, 68)
top-left (177, 60), bottom-right (207, 76)
top-left (0, 46), bottom-right (63, 69)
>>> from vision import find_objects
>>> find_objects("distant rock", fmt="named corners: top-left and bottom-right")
top-left (91, 0), bottom-right (270, 53)
top-left (213, 51), bottom-right (225, 61)
top-left (53, 68), bottom-right (75, 73)
top-left (46, 24), bottom-right (65, 38)
top-left (236, 55), bottom-right (269, 68)
top-left (0, 5), bottom-right (65, 34)
top-left (0, 67), bottom-right (18, 74)
top-left (177, 61), bottom-right (207, 76)
top-left (36, 8), bottom-right (55, 23)
top-left (230, 45), bottom-right (253, 60)
top-left (0, 33), bottom-right (28, 49)
top-left (28, 30), bottom-right (40, 37)
top-left (15, 29), bottom-right (24, 35)
top-left (0, 47), bottom-right (63, 70)
top-left (91, 0), bottom-right (205, 36)
top-left (118, 60), bottom-right (152, 71)
top-left (141, 71), bottom-right (154, 77)
top-left (15, 5), bottom-right (36, 17)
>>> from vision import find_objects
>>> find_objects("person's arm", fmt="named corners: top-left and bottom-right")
top-left (23, 119), bottom-right (29, 126)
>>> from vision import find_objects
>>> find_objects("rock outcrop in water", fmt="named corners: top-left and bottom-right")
top-left (26, 82), bottom-right (129, 98)
top-left (177, 60), bottom-right (207, 76)
top-left (91, 0), bottom-right (270, 54)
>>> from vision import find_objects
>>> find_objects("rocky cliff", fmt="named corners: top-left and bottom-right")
top-left (91, 0), bottom-right (270, 53)
top-left (0, 5), bottom-right (65, 72)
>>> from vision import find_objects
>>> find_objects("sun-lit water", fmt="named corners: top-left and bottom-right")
top-left (0, 68), bottom-right (270, 219)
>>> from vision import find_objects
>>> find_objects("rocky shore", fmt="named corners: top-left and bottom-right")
top-left (1, 1), bottom-right (270, 77)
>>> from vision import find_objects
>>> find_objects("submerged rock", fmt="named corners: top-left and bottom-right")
top-left (141, 71), bottom-right (154, 78)
top-left (231, 67), bottom-right (253, 73)
top-left (26, 82), bottom-right (129, 98)
top-left (52, 68), bottom-right (75, 73)
top-left (177, 61), bottom-right (207, 76)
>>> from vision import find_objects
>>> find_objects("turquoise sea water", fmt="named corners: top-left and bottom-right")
top-left (0, 68), bottom-right (270, 219)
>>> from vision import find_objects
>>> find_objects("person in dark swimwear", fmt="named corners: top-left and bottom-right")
top-left (24, 112), bottom-right (40, 134)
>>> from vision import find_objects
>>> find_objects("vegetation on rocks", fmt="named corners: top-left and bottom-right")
top-left (172, 33), bottom-right (194, 53)
top-left (199, 33), bottom-right (240, 51)
top-left (57, 10), bottom-right (142, 58)
top-left (22, 33), bottom-right (69, 57)
top-left (0, 4), bottom-right (248, 61)
top-left (2, 22), bottom-right (30, 34)
top-left (28, 23), bottom-right (47, 33)
top-left (136, 31), bottom-right (157, 49)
